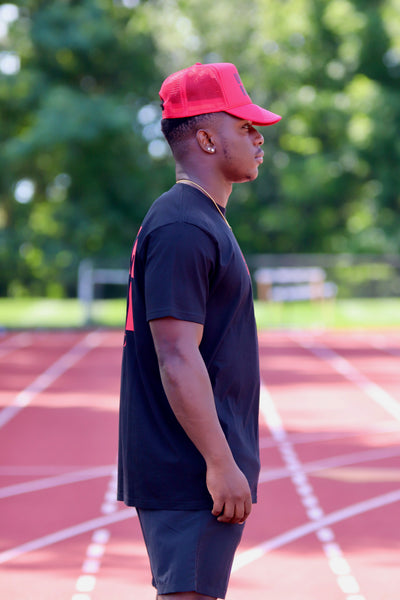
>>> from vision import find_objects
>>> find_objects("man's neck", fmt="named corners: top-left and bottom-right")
top-left (175, 167), bottom-right (232, 208)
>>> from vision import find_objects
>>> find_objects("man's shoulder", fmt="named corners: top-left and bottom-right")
top-left (139, 184), bottom-right (216, 239)
top-left (141, 184), bottom-right (232, 243)
top-left (145, 184), bottom-right (183, 223)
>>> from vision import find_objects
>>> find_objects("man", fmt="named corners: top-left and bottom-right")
top-left (118, 62), bottom-right (281, 600)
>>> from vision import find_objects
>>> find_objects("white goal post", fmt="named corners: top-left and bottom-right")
top-left (78, 259), bottom-right (128, 325)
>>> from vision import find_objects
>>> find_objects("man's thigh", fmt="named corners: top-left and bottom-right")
top-left (137, 509), bottom-right (244, 599)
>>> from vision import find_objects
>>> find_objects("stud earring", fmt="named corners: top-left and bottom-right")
top-left (209, 147), bottom-right (215, 153)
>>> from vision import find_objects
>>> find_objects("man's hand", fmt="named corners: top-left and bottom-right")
top-left (206, 460), bottom-right (252, 525)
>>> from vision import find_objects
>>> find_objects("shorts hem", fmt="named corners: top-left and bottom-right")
top-left (155, 585), bottom-right (226, 599)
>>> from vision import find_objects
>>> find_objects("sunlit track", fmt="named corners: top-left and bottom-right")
top-left (258, 444), bottom-right (400, 483)
top-left (0, 329), bottom-right (400, 600)
top-left (0, 330), bottom-right (104, 429)
top-left (256, 385), bottom-right (366, 599)
top-left (259, 421), bottom-right (400, 448)
top-left (0, 332), bottom-right (32, 359)
top-left (0, 508), bottom-right (136, 566)
top-left (232, 486), bottom-right (400, 571)
top-left (291, 332), bottom-right (400, 422)
top-left (0, 465), bottom-right (115, 499)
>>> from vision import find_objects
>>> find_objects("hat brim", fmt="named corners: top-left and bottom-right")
top-left (226, 103), bottom-right (281, 126)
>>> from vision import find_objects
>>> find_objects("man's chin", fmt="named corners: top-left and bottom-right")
top-left (239, 170), bottom-right (259, 183)
top-left (232, 167), bottom-right (259, 183)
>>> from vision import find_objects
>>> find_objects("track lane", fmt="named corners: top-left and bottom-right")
top-left (233, 330), bottom-right (400, 600)
top-left (0, 329), bottom-right (399, 599)
top-left (0, 331), bottom-right (124, 599)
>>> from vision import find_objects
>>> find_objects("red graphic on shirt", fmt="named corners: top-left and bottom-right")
top-left (125, 227), bottom-right (142, 333)
top-left (125, 280), bottom-right (134, 332)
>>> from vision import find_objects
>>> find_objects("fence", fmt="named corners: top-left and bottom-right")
top-left (253, 266), bottom-right (337, 302)
top-left (248, 254), bottom-right (400, 299)
top-left (77, 254), bottom-right (400, 324)
top-left (77, 259), bottom-right (127, 325)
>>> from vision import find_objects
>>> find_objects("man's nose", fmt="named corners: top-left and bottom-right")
top-left (254, 129), bottom-right (264, 145)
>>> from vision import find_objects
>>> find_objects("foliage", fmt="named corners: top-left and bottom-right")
top-left (1, 0), bottom-right (172, 296)
top-left (1, 0), bottom-right (400, 296)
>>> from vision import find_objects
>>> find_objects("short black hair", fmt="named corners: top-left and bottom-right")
top-left (161, 114), bottom-right (216, 150)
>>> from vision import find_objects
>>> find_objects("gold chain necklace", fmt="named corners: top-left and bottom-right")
top-left (176, 179), bottom-right (232, 230)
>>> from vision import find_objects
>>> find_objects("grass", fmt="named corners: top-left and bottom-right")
top-left (1, 297), bottom-right (400, 330)
top-left (254, 298), bottom-right (400, 329)
top-left (0, 298), bottom-right (125, 330)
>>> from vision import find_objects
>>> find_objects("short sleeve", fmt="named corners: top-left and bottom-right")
top-left (144, 223), bottom-right (216, 324)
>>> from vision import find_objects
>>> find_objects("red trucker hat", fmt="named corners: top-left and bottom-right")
top-left (159, 62), bottom-right (281, 126)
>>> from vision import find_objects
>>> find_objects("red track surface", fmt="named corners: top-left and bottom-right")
top-left (1, 328), bottom-right (399, 600)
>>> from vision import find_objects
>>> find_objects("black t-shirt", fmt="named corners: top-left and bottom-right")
top-left (117, 183), bottom-right (260, 509)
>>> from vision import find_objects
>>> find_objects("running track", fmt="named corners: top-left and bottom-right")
top-left (1, 328), bottom-right (399, 599)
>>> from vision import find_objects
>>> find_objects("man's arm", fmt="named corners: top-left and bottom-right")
top-left (149, 316), bottom-right (252, 524)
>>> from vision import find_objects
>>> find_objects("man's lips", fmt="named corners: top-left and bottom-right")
top-left (255, 151), bottom-right (264, 163)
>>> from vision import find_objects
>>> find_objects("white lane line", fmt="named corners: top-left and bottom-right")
top-left (0, 465), bottom-right (103, 476)
top-left (2, 480), bottom-right (399, 569)
top-left (0, 507), bottom-right (136, 565)
top-left (233, 485), bottom-right (400, 572)
top-left (255, 385), bottom-right (366, 600)
top-left (369, 336), bottom-right (400, 358)
top-left (0, 332), bottom-right (31, 359)
top-left (0, 465), bottom-right (115, 499)
top-left (258, 445), bottom-right (400, 483)
top-left (259, 422), bottom-right (400, 448)
top-left (293, 334), bottom-right (400, 423)
top-left (0, 330), bottom-right (103, 429)
top-left (71, 466), bottom-right (120, 600)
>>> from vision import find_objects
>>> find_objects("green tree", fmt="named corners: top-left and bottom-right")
top-left (1, 0), bottom-right (171, 296)
top-left (1, 0), bottom-right (400, 298)
top-left (142, 0), bottom-right (400, 255)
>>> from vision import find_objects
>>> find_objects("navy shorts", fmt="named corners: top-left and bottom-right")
top-left (136, 508), bottom-right (245, 599)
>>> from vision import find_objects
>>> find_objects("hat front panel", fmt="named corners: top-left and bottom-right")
top-left (218, 65), bottom-right (252, 109)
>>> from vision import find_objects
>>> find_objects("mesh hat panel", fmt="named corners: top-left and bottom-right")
top-left (184, 69), bottom-right (227, 113)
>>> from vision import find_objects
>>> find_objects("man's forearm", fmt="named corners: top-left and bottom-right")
top-left (158, 347), bottom-right (234, 468)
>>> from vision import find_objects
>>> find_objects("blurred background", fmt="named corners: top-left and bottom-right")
top-left (1, 0), bottom-right (400, 329)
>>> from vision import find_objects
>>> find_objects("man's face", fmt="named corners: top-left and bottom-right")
top-left (213, 113), bottom-right (265, 184)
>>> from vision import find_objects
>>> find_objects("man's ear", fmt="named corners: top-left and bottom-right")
top-left (196, 129), bottom-right (216, 154)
